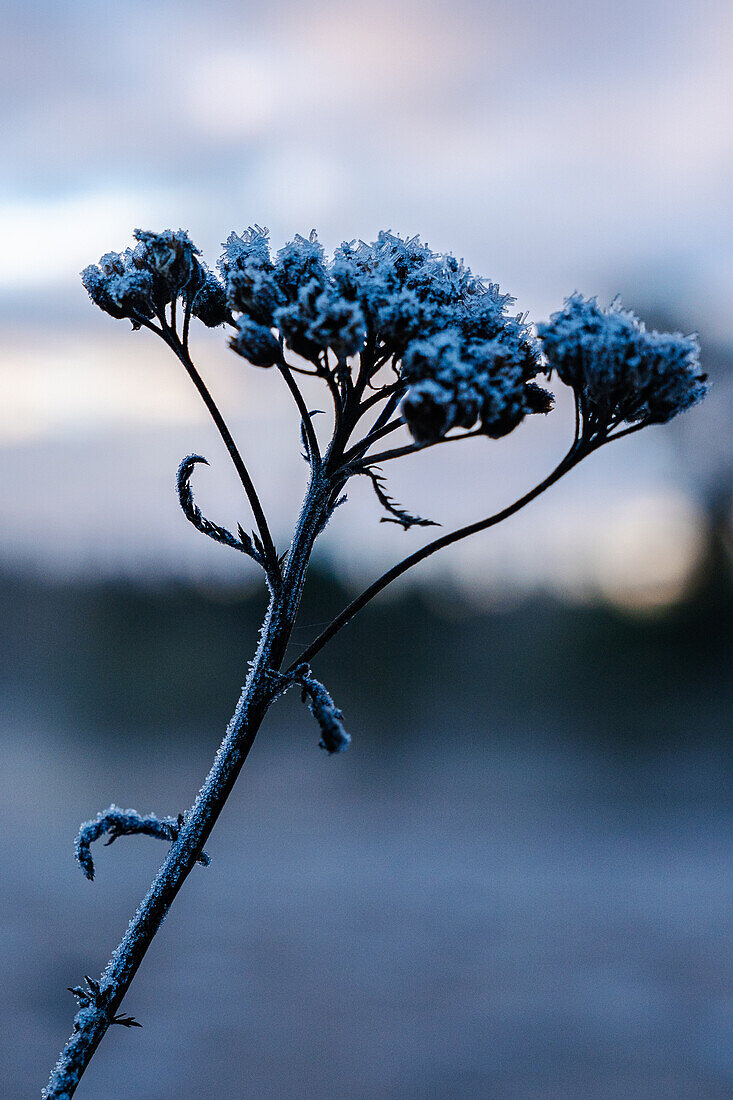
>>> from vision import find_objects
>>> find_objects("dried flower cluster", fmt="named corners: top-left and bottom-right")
top-left (82, 228), bottom-right (227, 330)
top-left (83, 228), bottom-right (707, 461)
top-left (538, 293), bottom-right (708, 440)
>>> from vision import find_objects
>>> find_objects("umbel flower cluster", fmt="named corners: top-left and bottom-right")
top-left (81, 229), bottom-right (228, 329)
top-left (219, 226), bottom-right (552, 442)
top-left (82, 227), bottom-right (707, 456)
top-left (538, 293), bottom-right (708, 439)
top-left (45, 225), bottom-right (708, 1100)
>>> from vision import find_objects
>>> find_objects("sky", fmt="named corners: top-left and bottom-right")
top-left (1, 0), bottom-right (731, 605)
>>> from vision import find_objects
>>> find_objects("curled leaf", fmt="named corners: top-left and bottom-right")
top-left (75, 805), bottom-right (210, 881)
top-left (361, 466), bottom-right (439, 530)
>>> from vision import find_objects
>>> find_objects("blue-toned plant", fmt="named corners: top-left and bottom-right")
top-left (43, 227), bottom-right (708, 1097)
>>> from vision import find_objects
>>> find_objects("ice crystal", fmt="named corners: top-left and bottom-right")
top-left (214, 227), bottom-right (547, 441)
top-left (279, 664), bottom-right (351, 754)
top-left (537, 294), bottom-right (709, 433)
top-left (75, 805), bottom-right (210, 881)
top-left (229, 315), bottom-right (282, 367)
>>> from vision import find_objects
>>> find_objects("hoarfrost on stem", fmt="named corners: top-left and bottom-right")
top-left (75, 805), bottom-right (210, 881)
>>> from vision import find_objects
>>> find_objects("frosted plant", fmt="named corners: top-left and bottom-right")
top-left (43, 227), bottom-right (708, 1097)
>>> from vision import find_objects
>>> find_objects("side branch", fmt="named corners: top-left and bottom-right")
top-left (177, 454), bottom-right (271, 573)
top-left (269, 664), bottom-right (350, 754)
top-left (153, 322), bottom-right (280, 581)
top-left (364, 428), bottom-right (484, 467)
top-left (360, 466), bottom-right (439, 530)
top-left (277, 359), bottom-right (321, 467)
top-left (342, 415), bottom-right (405, 464)
top-left (290, 442), bottom-right (588, 670)
top-left (75, 805), bottom-right (210, 882)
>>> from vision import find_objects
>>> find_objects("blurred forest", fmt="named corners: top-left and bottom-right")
top-left (2, 547), bottom-right (732, 752)
top-left (3, 539), bottom-right (733, 1097)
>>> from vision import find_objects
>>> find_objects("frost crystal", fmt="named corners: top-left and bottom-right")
top-left (282, 664), bottom-right (351, 754)
top-left (75, 805), bottom-right (210, 881)
top-left (215, 227), bottom-right (549, 441)
top-left (537, 294), bottom-right (709, 433)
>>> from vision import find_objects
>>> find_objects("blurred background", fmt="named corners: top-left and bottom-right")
top-left (2, 1), bottom-right (732, 1096)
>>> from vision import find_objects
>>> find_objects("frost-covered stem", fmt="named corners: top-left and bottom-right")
top-left (277, 359), bottom-right (321, 467)
top-left (365, 428), bottom-right (484, 466)
top-left (342, 415), bottom-right (405, 463)
top-left (162, 330), bottom-right (280, 579)
top-left (291, 441), bottom-right (589, 671)
top-left (43, 472), bottom-right (332, 1099)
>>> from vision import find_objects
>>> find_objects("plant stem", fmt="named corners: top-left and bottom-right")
top-left (169, 336), bottom-right (280, 580)
top-left (290, 443), bottom-right (586, 671)
top-left (277, 360), bottom-right (321, 468)
top-left (43, 473), bottom-right (331, 1099)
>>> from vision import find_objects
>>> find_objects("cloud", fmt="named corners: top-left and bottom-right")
top-left (0, 188), bottom-right (181, 290)
top-left (0, 0), bottom-right (728, 589)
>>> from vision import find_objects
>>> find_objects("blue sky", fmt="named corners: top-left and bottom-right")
top-left (1, 0), bottom-right (730, 604)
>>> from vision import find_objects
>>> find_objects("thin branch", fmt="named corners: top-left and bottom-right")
top-left (75, 805), bottom-right (210, 882)
top-left (365, 428), bottom-right (485, 466)
top-left (159, 328), bottom-right (280, 580)
top-left (319, 352), bottom-right (346, 457)
top-left (573, 389), bottom-right (582, 447)
top-left (342, 416), bottom-right (405, 465)
top-left (286, 361), bottom-right (321, 378)
top-left (358, 384), bottom-right (403, 425)
top-left (359, 466), bottom-right (439, 529)
top-left (288, 441), bottom-right (587, 671)
top-left (177, 454), bottom-right (269, 571)
top-left (182, 296), bottom-right (192, 351)
top-left (268, 664), bottom-right (351, 754)
top-left (606, 421), bottom-right (648, 444)
top-left (277, 360), bottom-right (321, 467)
top-left (352, 335), bottom-right (377, 393)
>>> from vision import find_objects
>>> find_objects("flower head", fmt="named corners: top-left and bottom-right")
top-left (82, 229), bottom-right (206, 325)
top-left (229, 316), bottom-right (281, 368)
top-left (537, 294), bottom-right (708, 433)
top-left (133, 228), bottom-right (200, 302)
top-left (218, 227), bottom-right (544, 441)
top-left (274, 230), bottom-right (327, 302)
top-left (188, 265), bottom-right (229, 328)
top-left (81, 248), bottom-right (155, 326)
top-left (399, 327), bottom-right (551, 443)
top-left (219, 226), bottom-right (283, 326)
